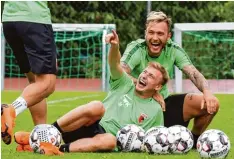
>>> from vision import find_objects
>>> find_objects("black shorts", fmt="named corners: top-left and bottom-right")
top-left (163, 94), bottom-right (189, 127)
top-left (3, 22), bottom-right (57, 74)
top-left (61, 120), bottom-right (106, 144)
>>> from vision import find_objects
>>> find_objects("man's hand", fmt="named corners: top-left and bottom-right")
top-left (38, 142), bottom-right (64, 156)
top-left (201, 90), bottom-right (219, 114)
top-left (153, 92), bottom-right (166, 111)
top-left (105, 30), bottom-right (123, 79)
top-left (105, 30), bottom-right (119, 47)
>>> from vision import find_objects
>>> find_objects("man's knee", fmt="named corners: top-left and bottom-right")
top-left (104, 134), bottom-right (116, 150)
top-left (87, 101), bottom-right (105, 118)
top-left (214, 99), bottom-right (220, 114)
top-left (95, 134), bottom-right (116, 151)
top-left (36, 74), bottom-right (56, 97)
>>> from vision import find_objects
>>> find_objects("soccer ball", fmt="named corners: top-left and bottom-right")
top-left (116, 124), bottom-right (145, 152)
top-left (143, 126), bottom-right (172, 154)
top-left (29, 124), bottom-right (62, 153)
top-left (197, 129), bottom-right (231, 158)
top-left (168, 125), bottom-right (194, 154)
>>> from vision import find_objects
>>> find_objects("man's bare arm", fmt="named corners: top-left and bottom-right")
top-left (183, 65), bottom-right (220, 114)
top-left (105, 30), bottom-right (123, 79)
top-left (182, 65), bottom-right (209, 92)
top-left (121, 62), bottom-right (137, 84)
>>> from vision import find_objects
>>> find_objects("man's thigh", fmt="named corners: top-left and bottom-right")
top-left (9, 22), bottom-right (57, 74)
top-left (3, 22), bottom-right (31, 73)
top-left (61, 120), bottom-right (106, 144)
top-left (22, 22), bottom-right (57, 74)
top-left (164, 94), bottom-right (189, 127)
top-left (183, 93), bottom-right (207, 121)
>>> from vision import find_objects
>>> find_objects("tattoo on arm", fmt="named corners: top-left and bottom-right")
top-left (182, 65), bottom-right (209, 92)
top-left (121, 62), bottom-right (131, 74)
top-left (187, 94), bottom-right (193, 100)
top-left (121, 62), bottom-right (138, 83)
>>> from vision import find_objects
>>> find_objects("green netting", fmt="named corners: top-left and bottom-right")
top-left (182, 31), bottom-right (234, 79)
top-left (4, 30), bottom-right (234, 80)
top-left (4, 30), bottom-right (104, 79)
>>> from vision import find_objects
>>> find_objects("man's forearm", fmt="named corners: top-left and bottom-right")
top-left (105, 30), bottom-right (123, 79)
top-left (182, 65), bottom-right (209, 93)
top-left (121, 62), bottom-right (137, 83)
top-left (108, 45), bottom-right (121, 68)
top-left (108, 45), bottom-right (123, 79)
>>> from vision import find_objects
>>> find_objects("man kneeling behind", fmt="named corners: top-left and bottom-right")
top-left (15, 30), bottom-right (169, 154)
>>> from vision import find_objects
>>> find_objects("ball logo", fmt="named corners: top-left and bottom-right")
top-left (138, 113), bottom-right (148, 123)
top-left (50, 137), bottom-right (55, 144)
top-left (125, 133), bottom-right (134, 151)
top-left (210, 147), bottom-right (228, 158)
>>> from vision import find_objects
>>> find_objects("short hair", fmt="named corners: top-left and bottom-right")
top-left (147, 62), bottom-right (169, 86)
top-left (146, 11), bottom-right (172, 32)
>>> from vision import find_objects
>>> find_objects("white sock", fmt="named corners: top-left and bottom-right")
top-left (12, 97), bottom-right (28, 116)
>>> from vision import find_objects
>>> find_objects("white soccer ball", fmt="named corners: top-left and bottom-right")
top-left (29, 124), bottom-right (62, 153)
top-left (168, 125), bottom-right (194, 154)
top-left (143, 126), bottom-right (172, 154)
top-left (116, 124), bottom-right (145, 152)
top-left (197, 129), bottom-right (231, 158)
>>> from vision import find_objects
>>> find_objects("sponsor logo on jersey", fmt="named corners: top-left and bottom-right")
top-left (138, 113), bottom-right (148, 123)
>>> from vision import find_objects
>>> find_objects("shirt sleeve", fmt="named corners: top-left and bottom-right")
top-left (120, 41), bottom-right (142, 70)
top-left (174, 46), bottom-right (193, 70)
top-left (109, 72), bottom-right (133, 91)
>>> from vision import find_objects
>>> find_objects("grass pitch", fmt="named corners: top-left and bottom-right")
top-left (1, 91), bottom-right (234, 159)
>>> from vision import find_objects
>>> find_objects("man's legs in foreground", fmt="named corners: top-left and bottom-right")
top-left (54, 101), bottom-right (116, 152)
top-left (1, 73), bottom-right (56, 144)
top-left (15, 101), bottom-right (116, 153)
top-left (183, 93), bottom-right (219, 145)
top-left (26, 72), bottom-right (47, 125)
top-left (1, 22), bottom-right (57, 145)
top-left (14, 72), bottom-right (48, 151)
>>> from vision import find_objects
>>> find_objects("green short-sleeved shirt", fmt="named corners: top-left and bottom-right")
top-left (2, 1), bottom-right (52, 24)
top-left (99, 72), bottom-right (164, 136)
top-left (121, 39), bottom-right (193, 99)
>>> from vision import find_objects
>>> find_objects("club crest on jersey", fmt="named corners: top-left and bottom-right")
top-left (138, 113), bottom-right (148, 123)
top-left (118, 94), bottom-right (132, 108)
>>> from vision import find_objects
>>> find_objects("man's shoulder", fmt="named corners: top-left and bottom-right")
top-left (128, 39), bottom-right (146, 47)
top-left (123, 39), bottom-right (147, 58)
top-left (166, 39), bottom-right (181, 49)
top-left (109, 72), bottom-right (134, 90)
top-left (165, 39), bottom-right (186, 53)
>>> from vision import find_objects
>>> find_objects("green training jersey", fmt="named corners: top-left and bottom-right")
top-left (2, 1), bottom-right (52, 24)
top-left (99, 72), bottom-right (164, 136)
top-left (121, 39), bottom-right (193, 99)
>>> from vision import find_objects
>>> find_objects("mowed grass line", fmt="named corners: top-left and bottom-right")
top-left (1, 91), bottom-right (234, 159)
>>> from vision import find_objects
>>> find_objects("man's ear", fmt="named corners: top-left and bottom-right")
top-left (167, 32), bottom-right (172, 40)
top-left (154, 84), bottom-right (162, 91)
top-left (144, 30), bottom-right (147, 39)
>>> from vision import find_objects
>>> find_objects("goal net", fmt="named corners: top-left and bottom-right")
top-left (171, 22), bottom-right (234, 94)
top-left (1, 24), bottom-right (115, 91)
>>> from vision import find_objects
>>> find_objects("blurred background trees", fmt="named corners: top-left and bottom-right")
top-left (1, 1), bottom-right (234, 79)
top-left (47, 1), bottom-right (234, 52)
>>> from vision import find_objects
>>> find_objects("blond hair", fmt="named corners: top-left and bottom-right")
top-left (147, 62), bottom-right (169, 86)
top-left (146, 11), bottom-right (172, 32)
